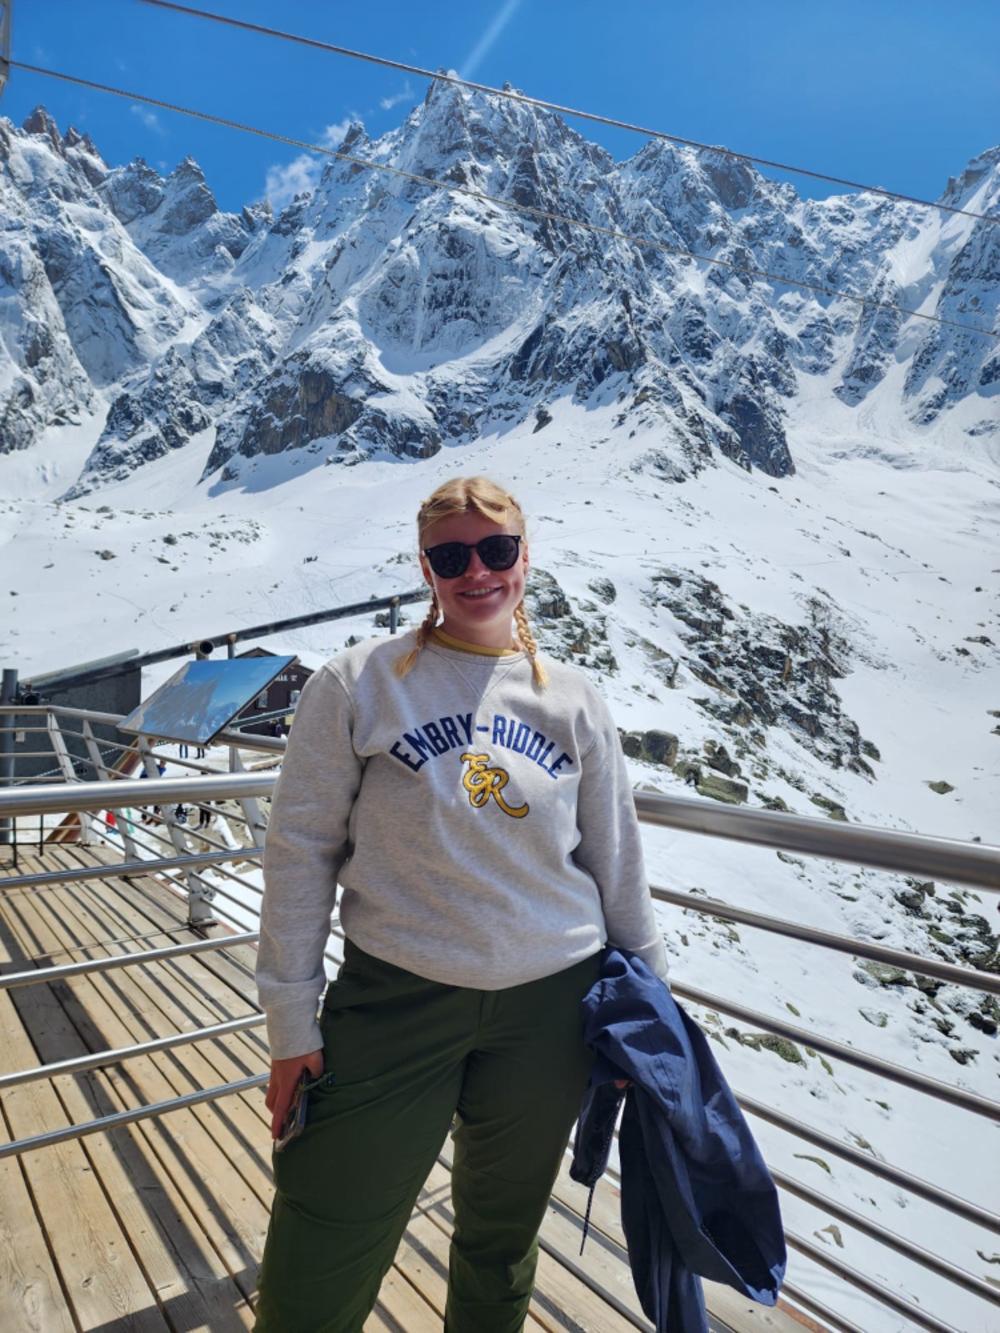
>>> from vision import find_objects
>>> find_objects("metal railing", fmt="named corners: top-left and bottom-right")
top-left (0, 706), bottom-right (997, 1331)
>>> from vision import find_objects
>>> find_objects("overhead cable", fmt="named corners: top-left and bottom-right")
top-left (9, 61), bottom-right (999, 342)
top-left (138, 0), bottom-right (1000, 228)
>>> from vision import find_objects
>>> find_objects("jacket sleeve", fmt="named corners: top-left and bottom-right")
top-left (572, 695), bottom-right (670, 983)
top-left (256, 663), bottom-right (363, 1059)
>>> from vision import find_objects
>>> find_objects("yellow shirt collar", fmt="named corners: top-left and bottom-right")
top-left (431, 627), bottom-right (520, 658)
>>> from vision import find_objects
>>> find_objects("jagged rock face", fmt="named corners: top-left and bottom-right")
top-left (643, 568), bottom-right (880, 775)
top-left (0, 95), bottom-right (997, 488)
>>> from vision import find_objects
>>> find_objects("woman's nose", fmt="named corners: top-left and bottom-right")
top-left (464, 548), bottom-right (490, 576)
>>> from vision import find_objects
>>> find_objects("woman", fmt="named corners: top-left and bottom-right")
top-left (254, 476), bottom-right (668, 1332)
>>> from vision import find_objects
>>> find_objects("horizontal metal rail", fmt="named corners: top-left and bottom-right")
top-left (0, 931), bottom-right (258, 990)
top-left (772, 1169), bottom-right (1000, 1305)
top-left (636, 791), bottom-right (1000, 891)
top-left (0, 773), bottom-right (275, 815)
top-left (1, 705), bottom-right (285, 754)
top-left (738, 1091), bottom-right (999, 1232)
top-left (673, 980), bottom-right (998, 1119)
top-left (0, 846), bottom-right (263, 892)
top-left (123, 823), bottom-right (264, 898)
top-left (0, 1014), bottom-right (264, 1092)
top-left (652, 884), bottom-right (999, 995)
top-left (785, 1228), bottom-right (957, 1333)
top-left (778, 1282), bottom-right (855, 1333)
top-left (4, 777), bottom-right (995, 893)
top-left (0, 1073), bottom-right (268, 1160)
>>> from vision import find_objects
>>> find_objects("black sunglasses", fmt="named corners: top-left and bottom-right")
top-left (423, 534), bottom-right (522, 579)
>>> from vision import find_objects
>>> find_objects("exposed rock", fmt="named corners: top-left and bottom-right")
top-left (524, 569), bottom-right (617, 675)
top-left (697, 773), bottom-right (749, 804)
top-left (587, 577), bottom-right (617, 604)
top-left (703, 739), bottom-right (740, 777)
top-left (620, 729), bottom-right (679, 767)
top-left (725, 1028), bottom-right (805, 1064)
top-left (926, 779), bottom-right (955, 795)
top-left (855, 961), bottom-right (911, 988)
top-left (810, 793), bottom-right (848, 821)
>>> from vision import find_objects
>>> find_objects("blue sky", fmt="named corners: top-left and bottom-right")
top-left (3, 0), bottom-right (998, 213)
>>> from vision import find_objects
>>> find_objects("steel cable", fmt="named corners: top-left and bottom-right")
top-left (139, 0), bottom-right (1000, 227)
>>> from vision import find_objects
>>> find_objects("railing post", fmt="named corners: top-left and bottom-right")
top-left (81, 718), bottom-right (138, 861)
top-left (389, 597), bottom-right (400, 634)
top-left (228, 748), bottom-right (269, 850)
top-left (0, 2), bottom-right (10, 102)
top-left (47, 710), bottom-right (101, 845)
top-left (0, 668), bottom-right (17, 845)
top-left (226, 633), bottom-right (239, 774)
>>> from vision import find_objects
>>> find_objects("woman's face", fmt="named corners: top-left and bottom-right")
top-left (419, 510), bottom-right (528, 648)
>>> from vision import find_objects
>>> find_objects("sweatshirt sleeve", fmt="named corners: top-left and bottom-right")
top-left (256, 663), bottom-right (363, 1059)
top-left (572, 696), bottom-right (670, 983)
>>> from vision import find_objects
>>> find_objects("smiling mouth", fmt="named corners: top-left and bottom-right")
top-left (458, 586), bottom-right (503, 599)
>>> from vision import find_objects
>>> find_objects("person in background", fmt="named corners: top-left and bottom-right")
top-left (253, 476), bottom-right (668, 1332)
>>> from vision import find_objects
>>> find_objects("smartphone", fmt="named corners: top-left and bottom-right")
top-left (273, 1071), bottom-right (311, 1153)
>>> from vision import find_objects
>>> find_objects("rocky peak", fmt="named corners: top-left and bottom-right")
top-left (338, 121), bottom-right (368, 156)
top-left (160, 156), bottom-right (219, 234)
top-left (100, 157), bottom-right (165, 225)
top-left (939, 144), bottom-right (1000, 212)
top-left (22, 106), bottom-right (62, 151)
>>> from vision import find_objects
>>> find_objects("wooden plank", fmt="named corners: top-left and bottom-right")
top-left (0, 1010), bottom-right (77, 1333)
top-left (363, 1266), bottom-right (442, 1332)
top-left (2, 872), bottom-right (265, 1327)
top-left (0, 907), bottom-right (168, 1330)
top-left (52, 845), bottom-right (262, 1016)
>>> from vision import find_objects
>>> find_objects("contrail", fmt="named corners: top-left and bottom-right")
top-left (460, 0), bottom-right (522, 79)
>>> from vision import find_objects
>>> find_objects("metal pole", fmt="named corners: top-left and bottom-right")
top-left (0, 2), bottom-right (10, 101)
top-left (0, 1074), bottom-right (269, 1161)
top-left (20, 588), bottom-right (429, 692)
top-left (1, 668), bottom-right (18, 845)
top-left (389, 597), bottom-right (399, 634)
top-left (0, 1014), bottom-right (265, 1091)
top-left (635, 789), bottom-right (1000, 892)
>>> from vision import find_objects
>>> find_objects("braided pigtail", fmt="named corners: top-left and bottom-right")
top-left (514, 601), bottom-right (548, 688)
top-left (395, 593), bottom-right (439, 678)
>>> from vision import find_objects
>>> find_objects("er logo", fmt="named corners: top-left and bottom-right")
top-left (460, 752), bottom-right (529, 819)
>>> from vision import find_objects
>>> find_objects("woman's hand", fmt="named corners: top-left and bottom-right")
top-left (265, 1050), bottom-right (324, 1139)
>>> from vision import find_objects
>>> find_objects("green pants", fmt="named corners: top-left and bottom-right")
top-left (254, 942), bottom-right (601, 1333)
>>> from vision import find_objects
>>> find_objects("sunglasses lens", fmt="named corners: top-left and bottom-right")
top-left (427, 543), bottom-right (469, 578)
top-left (478, 535), bottom-right (520, 570)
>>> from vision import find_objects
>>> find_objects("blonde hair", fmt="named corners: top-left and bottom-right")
top-left (395, 476), bottom-right (548, 687)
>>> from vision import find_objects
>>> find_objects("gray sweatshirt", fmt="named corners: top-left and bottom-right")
top-left (257, 632), bottom-right (669, 1058)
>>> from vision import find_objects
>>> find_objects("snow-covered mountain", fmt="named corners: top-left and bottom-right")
top-left (1, 88), bottom-right (998, 1332)
top-left (2, 86), bottom-right (998, 495)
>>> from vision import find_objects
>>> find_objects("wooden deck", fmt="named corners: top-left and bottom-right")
top-left (0, 843), bottom-right (816, 1332)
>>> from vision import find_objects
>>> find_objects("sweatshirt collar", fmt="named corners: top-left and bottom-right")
top-left (431, 627), bottom-right (521, 658)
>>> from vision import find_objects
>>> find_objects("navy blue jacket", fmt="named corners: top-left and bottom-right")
top-left (570, 948), bottom-right (786, 1332)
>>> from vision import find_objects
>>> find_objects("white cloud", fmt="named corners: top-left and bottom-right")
top-left (320, 119), bottom-right (353, 149)
top-left (263, 120), bottom-right (353, 212)
top-left (379, 83), bottom-right (413, 112)
top-left (130, 104), bottom-right (165, 136)
top-left (460, 0), bottom-right (522, 79)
